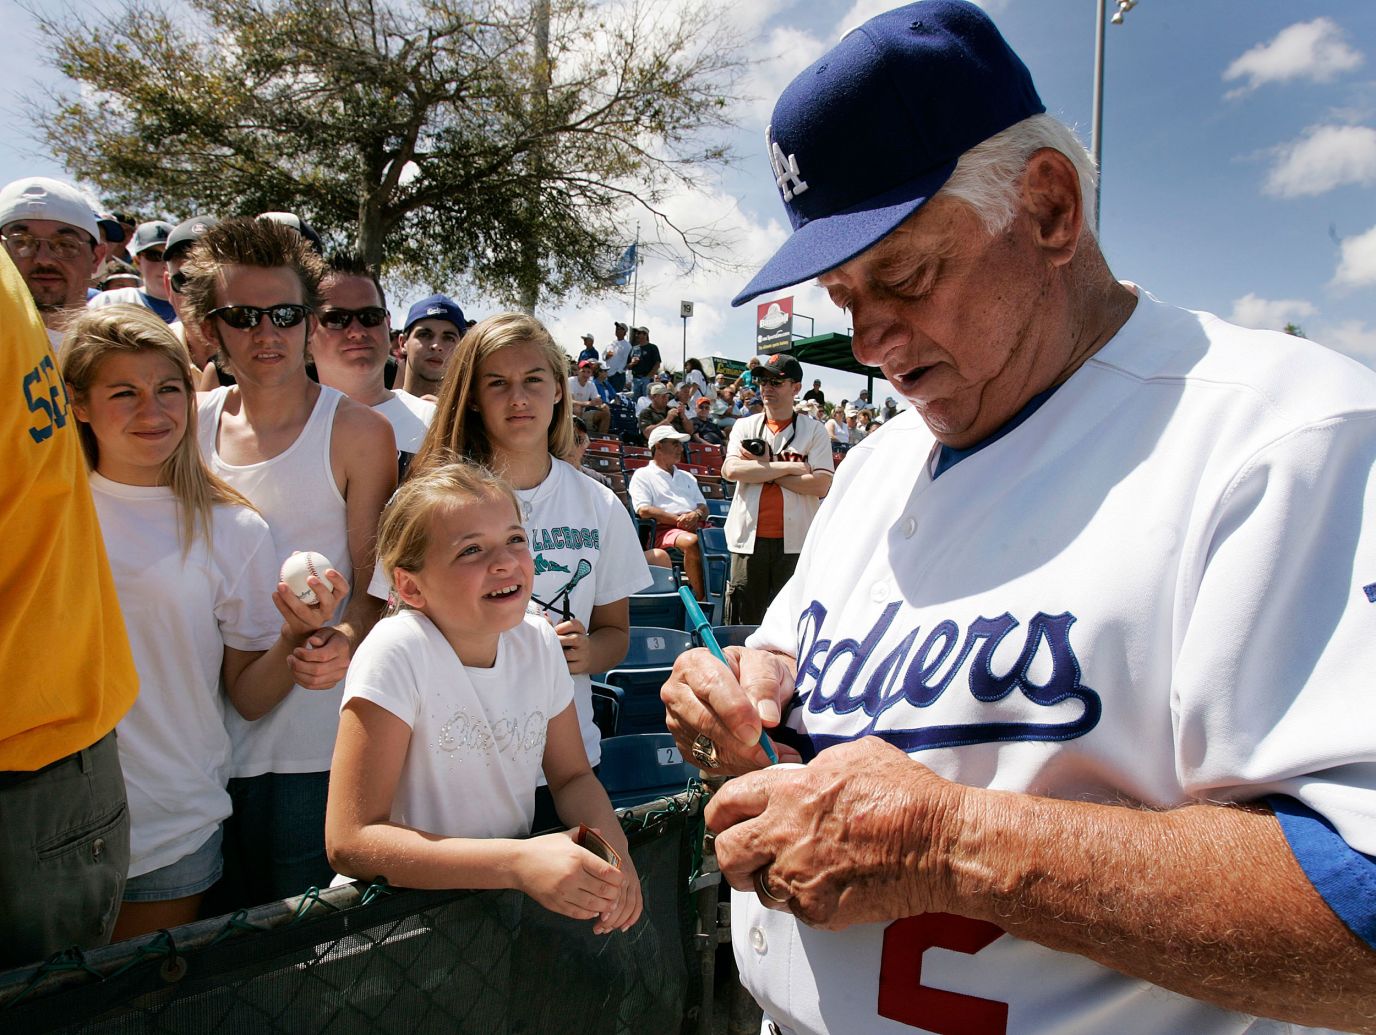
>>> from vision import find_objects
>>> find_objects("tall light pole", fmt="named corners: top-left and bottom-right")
top-left (1091, 0), bottom-right (1138, 234)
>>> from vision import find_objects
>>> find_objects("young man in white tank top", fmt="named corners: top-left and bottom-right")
top-left (182, 217), bottom-right (397, 908)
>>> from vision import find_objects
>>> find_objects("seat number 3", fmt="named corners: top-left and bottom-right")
top-left (878, 913), bottom-right (1008, 1034)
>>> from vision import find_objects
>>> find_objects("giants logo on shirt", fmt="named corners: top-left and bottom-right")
top-left (789, 599), bottom-right (1101, 754)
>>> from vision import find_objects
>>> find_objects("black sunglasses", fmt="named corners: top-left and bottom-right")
top-left (208, 304), bottom-right (311, 330)
top-left (318, 306), bottom-right (388, 330)
top-left (169, 270), bottom-right (188, 294)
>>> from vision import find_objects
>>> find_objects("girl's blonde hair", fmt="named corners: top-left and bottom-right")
top-left (377, 461), bottom-right (522, 586)
top-left (60, 304), bottom-right (257, 552)
top-left (409, 312), bottom-right (575, 479)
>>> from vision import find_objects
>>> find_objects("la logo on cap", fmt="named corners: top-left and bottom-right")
top-left (767, 126), bottom-right (808, 202)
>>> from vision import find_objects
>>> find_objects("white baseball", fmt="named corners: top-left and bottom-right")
top-left (279, 551), bottom-right (333, 606)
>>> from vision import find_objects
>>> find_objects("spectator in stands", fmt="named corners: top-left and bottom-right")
top-left (61, 305), bottom-right (345, 940)
top-left (1, 247), bottom-right (136, 969)
top-left (628, 425), bottom-right (710, 602)
top-left (568, 416), bottom-right (615, 490)
top-left (96, 258), bottom-right (140, 291)
top-left (183, 217), bottom-right (396, 908)
top-left (592, 363), bottom-right (617, 407)
top-left (399, 294), bottom-right (466, 400)
top-left (0, 176), bottom-right (107, 348)
top-left (825, 403), bottom-right (851, 445)
top-left (712, 386), bottom-right (739, 433)
top-left (627, 325), bottom-right (661, 401)
top-left (854, 388), bottom-right (875, 414)
top-left (682, 357), bottom-right (711, 399)
top-left (567, 358), bottom-right (611, 434)
top-left (803, 378), bottom-right (826, 407)
top-left (881, 396), bottom-right (900, 422)
top-left (315, 252), bottom-right (431, 480)
top-left (326, 463), bottom-right (642, 933)
top-left (401, 312), bottom-right (650, 831)
top-left (732, 356), bottom-right (762, 393)
top-left (720, 355), bottom-right (833, 625)
top-left (163, 216), bottom-right (228, 385)
top-left (576, 331), bottom-right (599, 364)
top-left (638, 382), bottom-right (692, 439)
top-left (603, 321), bottom-right (631, 391)
top-left (852, 408), bottom-right (873, 442)
top-left (691, 396), bottom-right (725, 446)
top-left (89, 221), bottom-right (176, 324)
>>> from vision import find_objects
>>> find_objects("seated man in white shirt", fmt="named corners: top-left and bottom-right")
top-left (628, 426), bottom-right (709, 601)
top-left (566, 358), bottom-right (610, 434)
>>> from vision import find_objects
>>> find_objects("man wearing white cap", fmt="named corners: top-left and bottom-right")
top-left (628, 425), bottom-right (709, 601)
top-left (0, 176), bottom-right (106, 348)
top-left (88, 220), bottom-right (177, 324)
top-left (662, 2), bottom-right (1376, 1032)
top-left (576, 331), bottom-right (599, 365)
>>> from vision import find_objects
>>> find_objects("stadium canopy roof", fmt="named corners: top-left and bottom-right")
top-left (761, 332), bottom-right (879, 393)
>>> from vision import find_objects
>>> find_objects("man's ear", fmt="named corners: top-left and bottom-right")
top-left (1021, 148), bottom-right (1084, 267)
top-left (392, 567), bottom-right (426, 610)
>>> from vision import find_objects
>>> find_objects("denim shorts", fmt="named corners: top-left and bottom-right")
top-left (122, 826), bottom-right (223, 902)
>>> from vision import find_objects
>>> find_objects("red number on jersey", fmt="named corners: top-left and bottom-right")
top-left (878, 912), bottom-right (1008, 1034)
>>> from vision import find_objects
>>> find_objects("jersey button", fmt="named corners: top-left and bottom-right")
top-left (902, 516), bottom-right (917, 538)
top-left (749, 926), bottom-right (767, 954)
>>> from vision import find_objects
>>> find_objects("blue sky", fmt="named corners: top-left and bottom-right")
top-left (3, 1), bottom-right (1375, 406)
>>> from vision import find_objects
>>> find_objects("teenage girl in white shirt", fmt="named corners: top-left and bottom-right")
top-left (327, 463), bottom-right (642, 931)
top-left (61, 305), bottom-right (347, 940)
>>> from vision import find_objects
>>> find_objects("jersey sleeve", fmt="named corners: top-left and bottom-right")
top-left (1173, 415), bottom-right (1376, 858)
top-left (340, 617), bottom-right (423, 729)
top-left (593, 488), bottom-right (653, 605)
top-left (216, 508), bottom-right (286, 652)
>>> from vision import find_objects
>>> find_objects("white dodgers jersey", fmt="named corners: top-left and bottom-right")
top-left (736, 290), bottom-right (1376, 1035)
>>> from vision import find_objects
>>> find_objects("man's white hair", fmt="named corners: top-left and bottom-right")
top-left (937, 114), bottom-right (1099, 237)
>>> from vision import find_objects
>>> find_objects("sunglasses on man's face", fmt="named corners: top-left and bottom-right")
top-left (207, 303), bottom-right (311, 330)
top-left (168, 270), bottom-right (188, 294)
top-left (318, 306), bottom-right (388, 330)
top-left (139, 249), bottom-right (166, 263)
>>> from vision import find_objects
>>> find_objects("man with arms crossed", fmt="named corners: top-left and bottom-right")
top-left (182, 217), bottom-right (396, 906)
top-left (314, 252), bottom-right (435, 479)
top-left (629, 425), bottom-right (710, 603)
top-left (662, 2), bottom-right (1376, 1032)
top-left (720, 354), bottom-right (832, 626)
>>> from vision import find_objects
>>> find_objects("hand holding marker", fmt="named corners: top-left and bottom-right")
top-left (678, 587), bottom-right (780, 765)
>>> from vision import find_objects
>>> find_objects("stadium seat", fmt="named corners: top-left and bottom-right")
top-left (696, 477), bottom-right (724, 500)
top-left (623, 455), bottom-right (651, 472)
top-left (706, 498), bottom-right (730, 521)
top-left (696, 526), bottom-right (730, 624)
top-left (597, 734), bottom-right (698, 810)
top-left (707, 624), bottom-right (758, 649)
top-left (591, 680), bottom-right (623, 739)
top-left (629, 566), bottom-right (687, 628)
top-left (596, 626), bottom-right (696, 735)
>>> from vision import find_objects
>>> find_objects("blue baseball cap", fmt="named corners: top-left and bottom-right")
top-left (403, 294), bottom-right (467, 336)
top-left (732, 0), bottom-right (1044, 306)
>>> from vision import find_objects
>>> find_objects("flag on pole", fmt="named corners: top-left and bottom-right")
top-left (608, 243), bottom-right (637, 286)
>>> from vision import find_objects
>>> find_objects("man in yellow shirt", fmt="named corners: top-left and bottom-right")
top-left (0, 247), bottom-right (138, 967)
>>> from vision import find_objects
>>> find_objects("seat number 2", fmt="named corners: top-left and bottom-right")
top-left (878, 913), bottom-right (1008, 1034)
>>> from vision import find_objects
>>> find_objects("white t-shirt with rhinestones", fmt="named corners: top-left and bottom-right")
top-left (340, 609), bottom-right (573, 840)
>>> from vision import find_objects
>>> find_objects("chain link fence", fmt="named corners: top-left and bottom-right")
top-left (0, 789), bottom-right (705, 1034)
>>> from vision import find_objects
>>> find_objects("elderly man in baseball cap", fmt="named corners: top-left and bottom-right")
top-left (662, 3), bottom-right (1376, 1033)
top-left (0, 176), bottom-right (106, 347)
top-left (397, 293), bottom-right (466, 399)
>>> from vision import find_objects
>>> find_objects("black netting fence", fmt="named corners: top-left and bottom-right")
top-left (0, 788), bottom-right (705, 1034)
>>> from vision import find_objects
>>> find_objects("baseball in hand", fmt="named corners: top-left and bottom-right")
top-left (279, 551), bottom-right (333, 605)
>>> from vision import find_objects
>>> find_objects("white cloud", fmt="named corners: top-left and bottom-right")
top-left (1316, 320), bottom-right (1376, 368)
top-left (1264, 124), bottom-right (1376, 197)
top-left (1228, 293), bottom-right (1317, 331)
top-left (740, 26), bottom-right (830, 126)
top-left (1332, 223), bottom-right (1376, 289)
top-left (1224, 17), bottom-right (1362, 98)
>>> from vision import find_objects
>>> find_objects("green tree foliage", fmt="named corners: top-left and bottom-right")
top-left (1283, 322), bottom-right (1307, 338)
top-left (30, 0), bottom-right (745, 306)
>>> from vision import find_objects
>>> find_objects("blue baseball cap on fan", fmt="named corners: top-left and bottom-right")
top-left (732, 0), bottom-right (1044, 306)
top-left (403, 294), bottom-right (467, 336)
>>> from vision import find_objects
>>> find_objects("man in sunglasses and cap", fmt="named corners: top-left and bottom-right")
top-left (160, 214), bottom-right (222, 381)
top-left (180, 216), bottom-right (395, 910)
top-left (88, 220), bottom-right (176, 324)
top-left (0, 175), bottom-right (107, 347)
top-left (314, 251), bottom-right (433, 478)
top-left (719, 354), bottom-right (832, 627)
top-left (661, 3), bottom-right (1376, 1032)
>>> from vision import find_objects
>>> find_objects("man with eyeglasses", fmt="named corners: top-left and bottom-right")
top-left (88, 220), bottom-right (176, 324)
top-left (0, 176), bottom-right (107, 348)
top-left (720, 354), bottom-right (832, 625)
top-left (158, 215), bottom-right (223, 381)
top-left (180, 216), bottom-right (396, 910)
top-left (314, 251), bottom-right (434, 479)
top-left (628, 425), bottom-right (710, 602)
top-left (397, 294), bottom-right (466, 400)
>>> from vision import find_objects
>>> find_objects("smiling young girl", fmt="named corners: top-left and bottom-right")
top-left (328, 463), bottom-right (641, 932)
top-left (61, 305), bottom-right (346, 939)
top-left (386, 313), bottom-right (651, 829)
